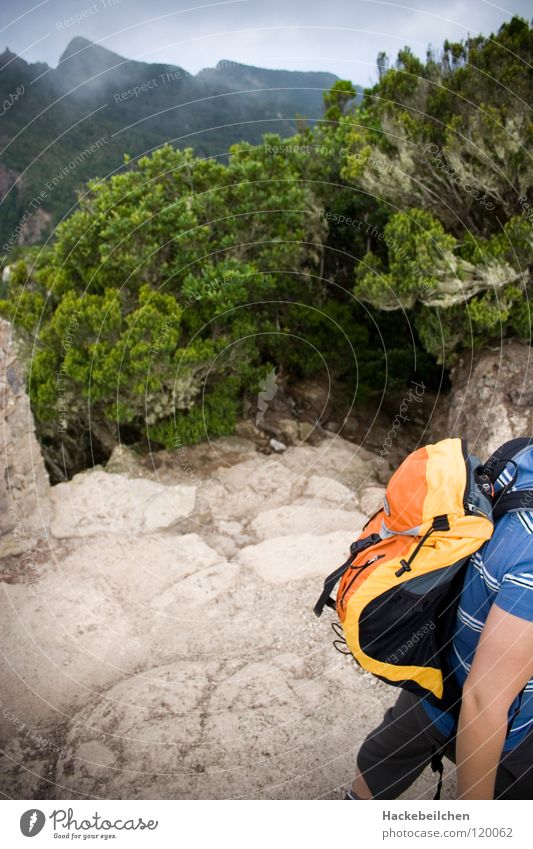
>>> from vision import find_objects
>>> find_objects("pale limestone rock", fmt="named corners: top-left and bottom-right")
top-left (51, 651), bottom-right (446, 800)
top-left (75, 741), bottom-right (116, 775)
top-left (249, 504), bottom-right (362, 540)
top-left (281, 438), bottom-right (378, 491)
top-left (0, 318), bottom-right (51, 557)
top-left (58, 532), bottom-right (220, 605)
top-left (206, 533), bottom-right (238, 558)
top-left (304, 475), bottom-right (356, 505)
top-left (0, 742), bottom-right (50, 799)
top-left (201, 456), bottom-right (304, 522)
top-left (51, 656), bottom-right (344, 799)
top-left (105, 444), bottom-right (147, 477)
top-left (3, 413), bottom-right (456, 801)
top-left (54, 661), bottom-right (215, 799)
top-left (211, 435), bottom-right (257, 455)
top-left (0, 533), bottom-right (219, 725)
top-left (358, 485), bottom-right (386, 517)
top-left (144, 488), bottom-right (195, 531)
top-left (431, 341), bottom-right (533, 460)
top-left (218, 520), bottom-right (243, 537)
top-left (238, 531), bottom-right (351, 584)
top-left (0, 568), bottom-right (143, 724)
top-left (49, 471), bottom-right (196, 538)
top-left (150, 560), bottom-right (239, 609)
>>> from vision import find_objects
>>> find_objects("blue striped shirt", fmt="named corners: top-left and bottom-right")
top-left (422, 447), bottom-right (533, 751)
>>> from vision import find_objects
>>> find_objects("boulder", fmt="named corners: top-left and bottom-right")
top-left (432, 341), bottom-right (533, 459)
top-left (249, 504), bottom-right (363, 540)
top-left (0, 533), bottom-right (220, 724)
top-left (105, 444), bottom-right (147, 477)
top-left (0, 319), bottom-right (51, 558)
top-left (304, 475), bottom-right (355, 505)
top-left (237, 531), bottom-right (351, 583)
top-left (211, 435), bottom-right (257, 455)
top-left (149, 559), bottom-right (239, 610)
top-left (298, 421), bottom-right (320, 443)
top-left (54, 661), bottom-right (216, 799)
top-left (0, 566), bottom-right (142, 725)
top-left (281, 437), bottom-right (378, 491)
top-left (358, 485), bottom-right (386, 517)
top-left (201, 455), bottom-right (305, 522)
top-left (49, 471), bottom-right (196, 537)
top-left (54, 654), bottom-right (396, 800)
top-left (235, 420), bottom-right (269, 447)
top-left (277, 417), bottom-right (300, 445)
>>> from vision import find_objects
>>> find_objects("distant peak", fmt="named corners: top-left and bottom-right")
top-left (59, 36), bottom-right (95, 61)
top-left (0, 46), bottom-right (25, 67)
top-left (0, 47), bottom-right (46, 75)
top-left (58, 36), bottom-right (128, 69)
top-left (216, 59), bottom-right (244, 70)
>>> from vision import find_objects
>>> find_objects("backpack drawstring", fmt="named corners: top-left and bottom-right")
top-left (394, 515), bottom-right (450, 577)
top-left (331, 621), bottom-right (351, 655)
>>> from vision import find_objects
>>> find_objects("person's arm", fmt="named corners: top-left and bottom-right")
top-left (456, 603), bottom-right (533, 799)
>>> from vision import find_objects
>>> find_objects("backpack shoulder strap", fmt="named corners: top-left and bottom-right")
top-left (313, 533), bottom-right (381, 617)
top-left (484, 438), bottom-right (533, 484)
top-left (313, 551), bottom-right (356, 617)
top-left (492, 489), bottom-right (533, 521)
top-left (484, 439), bottom-right (533, 512)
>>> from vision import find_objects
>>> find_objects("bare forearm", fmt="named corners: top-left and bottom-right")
top-left (456, 696), bottom-right (507, 800)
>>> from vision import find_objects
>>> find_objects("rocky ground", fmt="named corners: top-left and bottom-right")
top-left (2, 325), bottom-right (530, 801)
top-left (0, 433), bottom-right (456, 800)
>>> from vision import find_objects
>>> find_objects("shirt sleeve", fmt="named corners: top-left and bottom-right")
top-left (495, 569), bottom-right (533, 622)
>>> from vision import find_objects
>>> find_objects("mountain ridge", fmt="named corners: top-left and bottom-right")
top-left (0, 38), bottom-right (353, 250)
top-left (1, 35), bottom-right (339, 81)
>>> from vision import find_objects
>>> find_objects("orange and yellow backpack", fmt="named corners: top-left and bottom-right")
top-left (314, 437), bottom-right (496, 709)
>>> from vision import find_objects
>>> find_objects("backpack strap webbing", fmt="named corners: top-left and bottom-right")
top-left (313, 533), bottom-right (381, 617)
top-left (492, 489), bottom-right (533, 521)
top-left (430, 747), bottom-right (445, 801)
top-left (484, 438), bottom-right (533, 485)
top-left (313, 552), bottom-right (356, 617)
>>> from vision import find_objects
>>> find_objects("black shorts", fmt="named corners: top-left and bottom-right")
top-left (357, 689), bottom-right (533, 800)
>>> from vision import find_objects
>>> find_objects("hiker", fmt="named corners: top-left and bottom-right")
top-left (315, 438), bottom-right (533, 800)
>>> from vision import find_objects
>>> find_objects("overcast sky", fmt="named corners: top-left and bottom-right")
top-left (1, 0), bottom-right (530, 83)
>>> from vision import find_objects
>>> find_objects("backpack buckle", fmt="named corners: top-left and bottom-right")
top-left (432, 514), bottom-right (450, 531)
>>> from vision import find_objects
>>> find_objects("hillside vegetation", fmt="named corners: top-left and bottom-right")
top-left (1, 17), bottom-right (531, 478)
top-left (0, 37), bottom-right (340, 248)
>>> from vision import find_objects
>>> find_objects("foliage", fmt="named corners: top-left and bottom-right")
top-left (323, 80), bottom-right (359, 123)
top-left (2, 17), bottom-right (531, 473)
top-left (337, 16), bottom-right (532, 360)
top-left (0, 140), bottom-right (334, 453)
top-left (1, 126), bottom-right (434, 472)
top-left (341, 18), bottom-right (533, 235)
